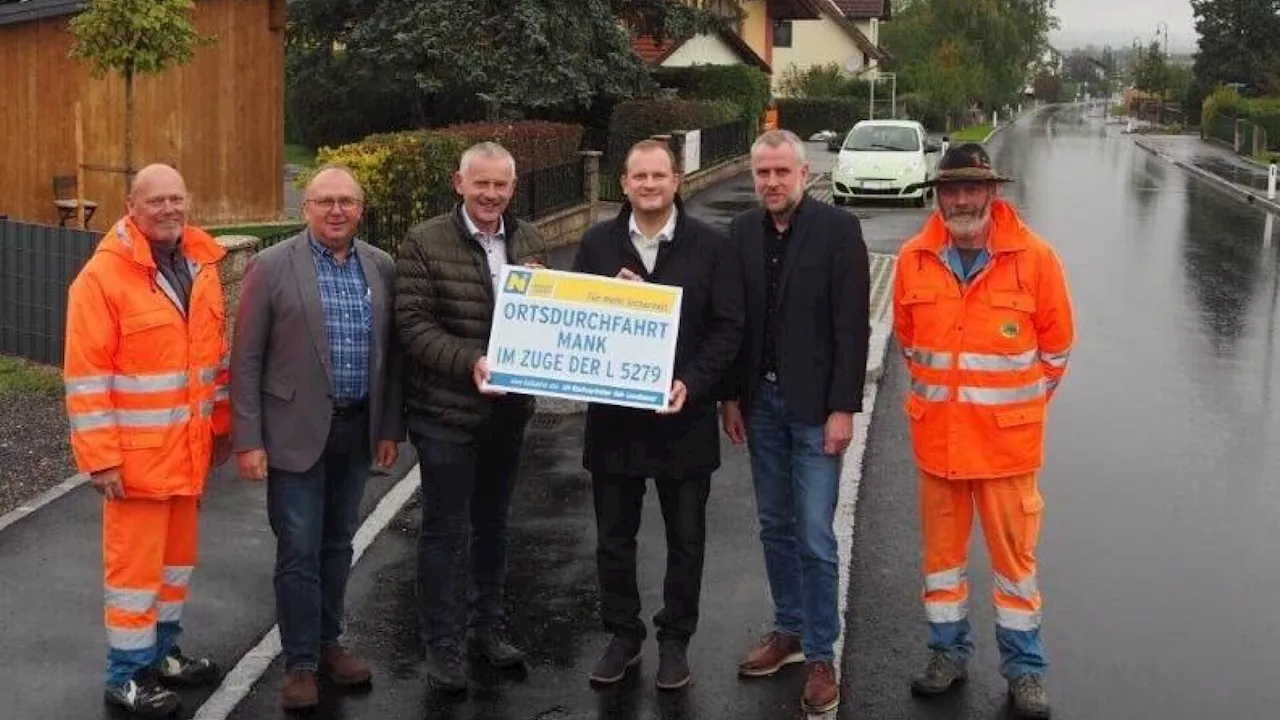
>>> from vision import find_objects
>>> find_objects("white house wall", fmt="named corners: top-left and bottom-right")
top-left (771, 18), bottom-right (872, 96)
top-left (661, 34), bottom-right (746, 67)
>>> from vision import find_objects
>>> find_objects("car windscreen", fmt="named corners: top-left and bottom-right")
top-left (843, 126), bottom-right (920, 152)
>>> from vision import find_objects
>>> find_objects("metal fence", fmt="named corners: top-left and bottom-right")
top-left (0, 220), bottom-right (99, 366)
top-left (700, 120), bottom-right (752, 167)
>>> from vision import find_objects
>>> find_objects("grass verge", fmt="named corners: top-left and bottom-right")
top-left (0, 355), bottom-right (62, 397)
top-left (950, 124), bottom-right (994, 142)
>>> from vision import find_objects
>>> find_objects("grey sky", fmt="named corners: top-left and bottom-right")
top-left (1050, 0), bottom-right (1197, 53)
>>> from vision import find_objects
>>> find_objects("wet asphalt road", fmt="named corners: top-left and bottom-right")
top-left (846, 105), bottom-right (1280, 719)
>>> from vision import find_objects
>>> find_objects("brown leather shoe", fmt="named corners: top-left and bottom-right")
top-left (738, 631), bottom-right (805, 678)
top-left (321, 645), bottom-right (372, 686)
top-left (802, 660), bottom-right (839, 714)
top-left (282, 669), bottom-right (318, 711)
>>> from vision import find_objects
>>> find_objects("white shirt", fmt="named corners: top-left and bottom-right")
top-left (462, 207), bottom-right (507, 294)
top-left (628, 208), bottom-right (677, 274)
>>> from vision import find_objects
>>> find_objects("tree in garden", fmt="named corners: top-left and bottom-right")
top-left (1132, 40), bottom-right (1169, 95)
top-left (69, 0), bottom-right (209, 184)
top-left (1189, 0), bottom-right (1280, 96)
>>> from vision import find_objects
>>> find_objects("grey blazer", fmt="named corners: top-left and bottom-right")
top-left (230, 232), bottom-right (405, 473)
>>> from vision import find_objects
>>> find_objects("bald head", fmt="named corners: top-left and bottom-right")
top-left (303, 164), bottom-right (365, 248)
top-left (126, 164), bottom-right (189, 244)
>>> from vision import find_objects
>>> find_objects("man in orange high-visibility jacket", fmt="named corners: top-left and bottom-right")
top-left (892, 144), bottom-right (1074, 720)
top-left (64, 164), bottom-right (229, 719)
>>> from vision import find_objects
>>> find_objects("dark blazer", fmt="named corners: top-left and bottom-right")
top-left (572, 199), bottom-right (744, 479)
top-left (726, 195), bottom-right (871, 426)
top-left (230, 232), bottom-right (405, 473)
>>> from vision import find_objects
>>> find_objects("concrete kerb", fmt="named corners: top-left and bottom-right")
top-left (1132, 137), bottom-right (1280, 215)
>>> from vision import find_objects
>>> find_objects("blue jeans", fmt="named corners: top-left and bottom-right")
top-left (746, 382), bottom-right (842, 662)
top-left (410, 408), bottom-right (528, 647)
top-left (266, 411), bottom-right (370, 672)
top-left (930, 620), bottom-right (1047, 679)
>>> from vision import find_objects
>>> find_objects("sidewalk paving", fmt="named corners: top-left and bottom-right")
top-left (1131, 133), bottom-right (1280, 213)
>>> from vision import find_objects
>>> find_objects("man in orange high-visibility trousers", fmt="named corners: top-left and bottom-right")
top-left (64, 164), bottom-right (230, 719)
top-left (892, 144), bottom-right (1074, 720)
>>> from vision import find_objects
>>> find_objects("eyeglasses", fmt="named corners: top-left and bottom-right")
top-left (306, 197), bottom-right (363, 212)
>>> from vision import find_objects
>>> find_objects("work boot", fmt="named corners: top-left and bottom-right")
top-left (655, 639), bottom-right (691, 691)
top-left (588, 634), bottom-right (643, 686)
top-left (157, 645), bottom-right (221, 688)
top-left (738, 631), bottom-right (804, 678)
top-left (105, 667), bottom-right (180, 718)
top-left (1008, 674), bottom-right (1051, 719)
top-left (801, 660), bottom-right (839, 714)
top-left (281, 669), bottom-right (318, 712)
top-left (423, 639), bottom-right (468, 695)
top-left (467, 626), bottom-right (527, 668)
top-left (910, 649), bottom-right (968, 696)
top-left (321, 645), bottom-right (372, 687)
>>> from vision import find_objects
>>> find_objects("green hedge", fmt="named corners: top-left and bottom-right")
top-left (434, 121), bottom-right (585, 170)
top-left (776, 98), bottom-right (867, 140)
top-left (1248, 98), bottom-right (1280, 151)
top-left (1203, 88), bottom-right (1280, 151)
top-left (652, 64), bottom-right (772, 122)
top-left (605, 98), bottom-right (741, 160)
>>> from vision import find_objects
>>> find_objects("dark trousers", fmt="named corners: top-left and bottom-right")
top-left (266, 410), bottom-right (370, 672)
top-left (592, 473), bottom-right (712, 643)
top-left (410, 410), bottom-right (529, 647)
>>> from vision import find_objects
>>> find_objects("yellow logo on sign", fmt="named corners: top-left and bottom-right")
top-left (504, 270), bottom-right (532, 294)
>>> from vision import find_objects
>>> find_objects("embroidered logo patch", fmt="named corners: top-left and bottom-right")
top-left (1000, 321), bottom-right (1020, 338)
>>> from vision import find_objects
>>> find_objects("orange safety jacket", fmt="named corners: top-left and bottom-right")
top-left (63, 217), bottom-right (230, 497)
top-left (892, 199), bottom-right (1074, 480)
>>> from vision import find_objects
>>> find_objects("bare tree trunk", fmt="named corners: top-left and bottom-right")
top-left (124, 69), bottom-right (135, 190)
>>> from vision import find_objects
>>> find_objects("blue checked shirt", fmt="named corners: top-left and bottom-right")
top-left (309, 234), bottom-right (372, 404)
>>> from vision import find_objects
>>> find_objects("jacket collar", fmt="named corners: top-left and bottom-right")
top-left (907, 198), bottom-right (1031, 256)
top-left (613, 194), bottom-right (687, 235)
top-left (451, 203), bottom-right (517, 243)
top-left (101, 215), bottom-right (226, 268)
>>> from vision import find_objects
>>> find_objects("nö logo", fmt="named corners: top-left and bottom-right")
top-left (504, 269), bottom-right (532, 295)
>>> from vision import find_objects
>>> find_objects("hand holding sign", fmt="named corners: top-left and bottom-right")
top-left (656, 379), bottom-right (687, 414)
top-left (474, 355), bottom-right (506, 396)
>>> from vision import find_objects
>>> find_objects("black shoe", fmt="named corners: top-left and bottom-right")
top-left (589, 634), bottom-right (643, 686)
top-left (105, 668), bottom-right (180, 718)
top-left (157, 645), bottom-right (221, 688)
top-left (468, 627), bottom-right (527, 668)
top-left (655, 639), bottom-right (691, 691)
top-left (424, 639), bottom-right (468, 695)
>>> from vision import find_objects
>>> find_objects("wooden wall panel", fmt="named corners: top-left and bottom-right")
top-left (0, 0), bottom-right (284, 228)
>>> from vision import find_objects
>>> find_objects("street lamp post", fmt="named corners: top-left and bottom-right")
top-left (1156, 21), bottom-right (1169, 58)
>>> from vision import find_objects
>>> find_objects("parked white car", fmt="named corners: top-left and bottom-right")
top-left (831, 119), bottom-right (943, 207)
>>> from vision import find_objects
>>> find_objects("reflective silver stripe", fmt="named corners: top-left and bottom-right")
top-left (213, 386), bottom-right (229, 402)
top-left (925, 600), bottom-right (968, 624)
top-left (70, 410), bottom-right (117, 432)
top-left (107, 626), bottom-right (157, 651)
top-left (909, 348), bottom-right (952, 369)
top-left (957, 380), bottom-right (1045, 405)
top-left (163, 566), bottom-right (194, 587)
top-left (994, 572), bottom-right (1039, 601)
top-left (1046, 378), bottom-right (1060, 392)
top-left (958, 349), bottom-right (1037, 371)
top-left (901, 346), bottom-right (913, 360)
top-left (911, 380), bottom-right (950, 402)
top-left (924, 567), bottom-right (967, 593)
top-left (117, 407), bottom-right (190, 428)
top-left (1039, 350), bottom-right (1070, 368)
top-left (219, 355), bottom-right (230, 372)
top-left (104, 587), bottom-right (156, 613)
top-left (65, 375), bottom-right (113, 396)
top-left (199, 367), bottom-right (218, 384)
top-left (115, 372), bottom-right (188, 393)
top-left (995, 606), bottom-right (1042, 631)
top-left (157, 601), bottom-right (183, 623)
top-left (200, 401), bottom-right (214, 418)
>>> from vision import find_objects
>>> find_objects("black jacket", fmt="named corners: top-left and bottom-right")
top-left (726, 195), bottom-right (871, 425)
top-left (395, 206), bottom-right (547, 434)
top-left (571, 199), bottom-right (744, 478)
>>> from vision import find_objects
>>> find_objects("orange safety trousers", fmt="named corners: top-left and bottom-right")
top-left (919, 471), bottom-right (1044, 634)
top-left (103, 496), bottom-right (198, 686)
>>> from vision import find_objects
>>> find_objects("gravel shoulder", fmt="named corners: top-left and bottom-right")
top-left (0, 357), bottom-right (77, 518)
